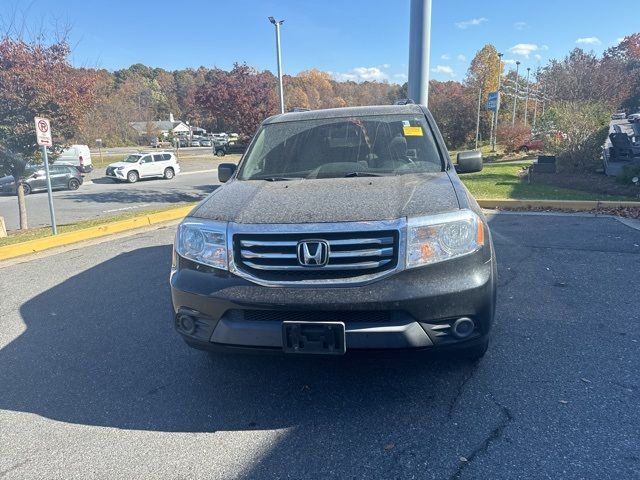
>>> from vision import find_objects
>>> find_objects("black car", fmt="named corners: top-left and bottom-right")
top-left (171, 104), bottom-right (495, 359)
top-left (0, 164), bottom-right (83, 195)
top-left (213, 142), bottom-right (248, 156)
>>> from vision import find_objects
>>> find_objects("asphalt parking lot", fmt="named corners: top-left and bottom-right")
top-left (1, 213), bottom-right (639, 479)
top-left (0, 154), bottom-right (237, 231)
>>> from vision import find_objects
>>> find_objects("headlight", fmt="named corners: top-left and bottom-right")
top-left (175, 219), bottom-right (228, 270)
top-left (406, 210), bottom-right (484, 268)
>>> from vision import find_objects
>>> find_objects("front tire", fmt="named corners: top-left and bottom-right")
top-left (163, 167), bottom-right (175, 180)
top-left (216, 150), bottom-right (225, 157)
top-left (19, 183), bottom-right (31, 195)
top-left (68, 178), bottom-right (80, 190)
top-left (127, 170), bottom-right (139, 183)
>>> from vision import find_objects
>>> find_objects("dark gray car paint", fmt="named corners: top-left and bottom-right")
top-left (192, 173), bottom-right (460, 224)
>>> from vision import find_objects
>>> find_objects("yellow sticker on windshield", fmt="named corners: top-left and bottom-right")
top-left (403, 126), bottom-right (423, 136)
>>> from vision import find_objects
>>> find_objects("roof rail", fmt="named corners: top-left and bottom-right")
top-left (289, 107), bottom-right (311, 112)
top-left (394, 99), bottom-right (415, 105)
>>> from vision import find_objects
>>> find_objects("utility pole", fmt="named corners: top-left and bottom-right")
top-left (475, 86), bottom-right (482, 150)
top-left (268, 17), bottom-right (285, 114)
top-left (408, 0), bottom-right (432, 105)
top-left (541, 83), bottom-right (546, 117)
top-left (533, 88), bottom-right (538, 129)
top-left (512, 61), bottom-right (521, 126)
top-left (524, 67), bottom-right (531, 126)
top-left (491, 52), bottom-right (503, 152)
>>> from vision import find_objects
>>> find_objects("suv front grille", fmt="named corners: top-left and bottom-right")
top-left (233, 230), bottom-right (399, 282)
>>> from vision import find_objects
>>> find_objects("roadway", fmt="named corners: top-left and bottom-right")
top-left (0, 212), bottom-right (639, 479)
top-left (0, 157), bottom-right (229, 231)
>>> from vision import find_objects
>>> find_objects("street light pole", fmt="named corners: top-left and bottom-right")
top-left (491, 52), bottom-right (503, 152)
top-left (511, 61), bottom-right (521, 126)
top-left (475, 86), bottom-right (482, 150)
top-left (268, 16), bottom-right (285, 114)
top-left (408, 0), bottom-right (432, 105)
top-left (524, 67), bottom-right (531, 126)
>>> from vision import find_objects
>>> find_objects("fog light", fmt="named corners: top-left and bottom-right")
top-left (177, 314), bottom-right (196, 334)
top-left (452, 317), bottom-right (475, 339)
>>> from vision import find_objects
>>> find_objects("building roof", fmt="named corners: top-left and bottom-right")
top-left (129, 121), bottom-right (186, 134)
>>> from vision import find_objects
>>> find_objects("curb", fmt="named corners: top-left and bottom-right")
top-left (476, 199), bottom-right (640, 210)
top-left (0, 205), bottom-right (193, 261)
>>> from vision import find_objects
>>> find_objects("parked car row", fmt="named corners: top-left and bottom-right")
top-left (0, 164), bottom-right (83, 195)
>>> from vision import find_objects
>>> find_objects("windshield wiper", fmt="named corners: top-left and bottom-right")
top-left (261, 176), bottom-right (303, 182)
top-left (343, 171), bottom-right (387, 177)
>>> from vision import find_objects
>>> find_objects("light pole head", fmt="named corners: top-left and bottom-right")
top-left (516, 61), bottom-right (521, 66)
top-left (268, 16), bottom-right (284, 25)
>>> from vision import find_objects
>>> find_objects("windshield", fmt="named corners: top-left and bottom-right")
top-left (124, 155), bottom-right (142, 163)
top-left (237, 114), bottom-right (443, 180)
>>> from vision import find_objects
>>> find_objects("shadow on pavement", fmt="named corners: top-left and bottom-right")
top-left (56, 185), bottom-right (217, 204)
top-left (0, 244), bottom-right (478, 436)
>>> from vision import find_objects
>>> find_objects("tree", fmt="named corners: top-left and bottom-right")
top-left (428, 80), bottom-right (476, 148)
top-left (0, 37), bottom-right (97, 229)
top-left (196, 64), bottom-right (278, 138)
top-left (467, 44), bottom-right (502, 94)
top-left (466, 45), bottom-right (503, 143)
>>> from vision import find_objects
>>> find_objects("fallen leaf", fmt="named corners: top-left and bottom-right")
top-left (384, 443), bottom-right (395, 451)
top-left (580, 378), bottom-right (591, 384)
top-left (459, 456), bottom-right (468, 462)
top-left (559, 400), bottom-right (569, 404)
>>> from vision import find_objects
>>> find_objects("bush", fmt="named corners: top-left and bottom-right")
top-left (497, 122), bottom-right (532, 152)
top-left (620, 162), bottom-right (640, 184)
top-left (542, 101), bottom-right (610, 173)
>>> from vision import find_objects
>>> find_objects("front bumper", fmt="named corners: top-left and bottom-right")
top-left (170, 245), bottom-right (496, 354)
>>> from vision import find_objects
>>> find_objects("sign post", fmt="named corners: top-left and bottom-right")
top-left (35, 117), bottom-right (57, 235)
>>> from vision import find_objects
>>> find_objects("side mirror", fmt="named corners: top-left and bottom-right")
top-left (455, 151), bottom-right (483, 174)
top-left (218, 163), bottom-right (237, 183)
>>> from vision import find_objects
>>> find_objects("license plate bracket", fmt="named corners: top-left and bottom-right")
top-left (282, 321), bottom-right (346, 355)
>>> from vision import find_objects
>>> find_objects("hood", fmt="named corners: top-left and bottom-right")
top-left (192, 173), bottom-right (460, 224)
top-left (107, 162), bottom-right (131, 169)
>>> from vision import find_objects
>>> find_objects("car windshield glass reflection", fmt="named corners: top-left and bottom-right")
top-left (124, 155), bottom-right (142, 163)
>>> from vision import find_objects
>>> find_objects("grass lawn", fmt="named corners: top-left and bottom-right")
top-left (0, 204), bottom-right (196, 247)
top-left (460, 161), bottom-right (638, 201)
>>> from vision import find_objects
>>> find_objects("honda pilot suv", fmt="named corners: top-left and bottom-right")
top-left (171, 105), bottom-right (496, 359)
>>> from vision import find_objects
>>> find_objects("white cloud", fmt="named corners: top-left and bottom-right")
top-left (576, 37), bottom-right (601, 45)
top-left (331, 66), bottom-right (388, 82)
top-left (503, 58), bottom-right (517, 65)
top-left (441, 53), bottom-right (451, 60)
top-left (393, 73), bottom-right (407, 80)
top-left (431, 65), bottom-right (455, 76)
top-left (541, 45), bottom-right (549, 51)
top-left (508, 43), bottom-right (538, 58)
top-left (534, 54), bottom-right (542, 61)
top-left (455, 17), bottom-right (487, 29)
top-left (514, 21), bottom-right (527, 30)
top-left (380, 63), bottom-right (391, 69)
top-left (457, 54), bottom-right (466, 61)
top-left (616, 37), bottom-right (625, 44)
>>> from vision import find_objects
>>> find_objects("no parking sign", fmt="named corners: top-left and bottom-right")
top-left (35, 117), bottom-right (52, 146)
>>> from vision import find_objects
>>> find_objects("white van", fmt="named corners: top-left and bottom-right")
top-left (56, 145), bottom-right (93, 173)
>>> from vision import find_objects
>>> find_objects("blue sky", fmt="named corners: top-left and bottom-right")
top-left (1, 0), bottom-right (636, 83)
